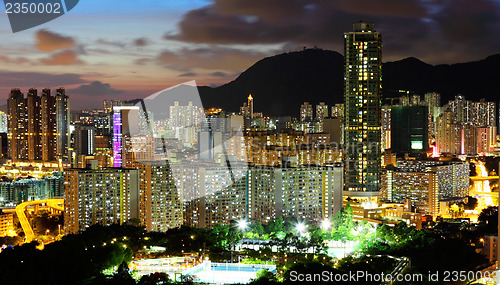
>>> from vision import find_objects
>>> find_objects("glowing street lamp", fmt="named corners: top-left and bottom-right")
top-left (321, 220), bottom-right (331, 231)
top-left (238, 219), bottom-right (248, 231)
top-left (295, 222), bottom-right (306, 235)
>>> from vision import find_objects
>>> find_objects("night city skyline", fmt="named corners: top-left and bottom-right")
top-left (0, 0), bottom-right (499, 110)
top-left (0, 1), bottom-right (500, 285)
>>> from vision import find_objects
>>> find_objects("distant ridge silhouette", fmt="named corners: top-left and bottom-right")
top-left (192, 49), bottom-right (500, 116)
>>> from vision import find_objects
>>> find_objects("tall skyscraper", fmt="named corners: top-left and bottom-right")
top-left (55, 88), bottom-right (70, 160)
top-left (73, 124), bottom-right (95, 167)
top-left (136, 161), bottom-right (183, 232)
top-left (247, 94), bottom-right (254, 119)
top-left (343, 22), bottom-right (382, 195)
top-left (8, 89), bottom-right (28, 160)
top-left (112, 105), bottom-right (140, 167)
top-left (8, 88), bottom-right (70, 162)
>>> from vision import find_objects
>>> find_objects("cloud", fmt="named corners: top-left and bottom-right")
top-left (0, 56), bottom-right (31, 64)
top-left (133, 37), bottom-right (150, 47)
top-left (210, 71), bottom-right (227, 77)
top-left (335, 0), bottom-right (426, 18)
top-left (167, 0), bottom-right (500, 64)
top-left (178, 72), bottom-right (197, 77)
top-left (95, 39), bottom-right (127, 48)
top-left (0, 70), bottom-right (86, 87)
top-left (35, 29), bottom-right (76, 52)
top-left (40, 50), bottom-right (84, 65)
top-left (157, 46), bottom-right (269, 70)
top-left (69, 81), bottom-right (125, 97)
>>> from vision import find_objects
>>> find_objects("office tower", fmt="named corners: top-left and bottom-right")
top-left (73, 124), bottom-right (95, 167)
top-left (300, 102), bottom-right (313, 122)
top-left (316, 102), bottom-right (328, 121)
top-left (343, 22), bottom-right (383, 195)
top-left (248, 94), bottom-right (254, 119)
top-left (135, 161), bottom-right (183, 232)
top-left (391, 106), bottom-right (429, 152)
top-left (55, 88), bottom-right (70, 160)
top-left (112, 105), bottom-right (140, 167)
top-left (63, 167), bottom-right (139, 234)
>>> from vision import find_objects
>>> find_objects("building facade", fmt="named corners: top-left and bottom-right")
top-left (135, 161), bottom-right (183, 232)
top-left (63, 167), bottom-right (139, 234)
top-left (343, 22), bottom-right (383, 195)
top-left (8, 88), bottom-right (70, 162)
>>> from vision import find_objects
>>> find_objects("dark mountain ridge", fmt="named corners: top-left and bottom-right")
top-left (193, 48), bottom-right (500, 116)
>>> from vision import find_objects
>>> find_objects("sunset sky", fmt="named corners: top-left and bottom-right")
top-left (0, 0), bottom-right (499, 109)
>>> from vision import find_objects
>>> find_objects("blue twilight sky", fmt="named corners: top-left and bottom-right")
top-left (0, 0), bottom-right (499, 109)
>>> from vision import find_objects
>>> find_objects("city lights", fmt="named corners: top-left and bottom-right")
top-left (321, 219), bottom-right (331, 231)
top-left (237, 219), bottom-right (248, 231)
top-left (295, 222), bottom-right (306, 235)
top-left (0, 7), bottom-right (496, 285)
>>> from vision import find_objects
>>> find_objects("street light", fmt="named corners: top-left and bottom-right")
top-left (237, 219), bottom-right (248, 231)
top-left (295, 222), bottom-right (306, 235)
top-left (321, 220), bottom-right (331, 231)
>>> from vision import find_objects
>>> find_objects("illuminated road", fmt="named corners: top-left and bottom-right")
top-left (468, 161), bottom-right (498, 221)
top-left (470, 176), bottom-right (499, 181)
top-left (15, 199), bottom-right (64, 243)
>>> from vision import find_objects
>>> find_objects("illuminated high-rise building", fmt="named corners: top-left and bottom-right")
top-left (248, 94), bottom-right (254, 119)
top-left (135, 161), bottom-right (183, 232)
top-left (55, 88), bottom-right (70, 161)
top-left (63, 167), bottom-right (139, 234)
top-left (300, 102), bottom-right (313, 122)
top-left (112, 105), bottom-right (139, 167)
top-left (8, 89), bottom-right (28, 160)
top-left (0, 111), bottom-right (8, 133)
top-left (316, 102), bottom-right (328, 121)
top-left (343, 22), bottom-right (383, 195)
top-left (73, 124), bottom-right (95, 167)
top-left (8, 88), bottom-right (70, 162)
